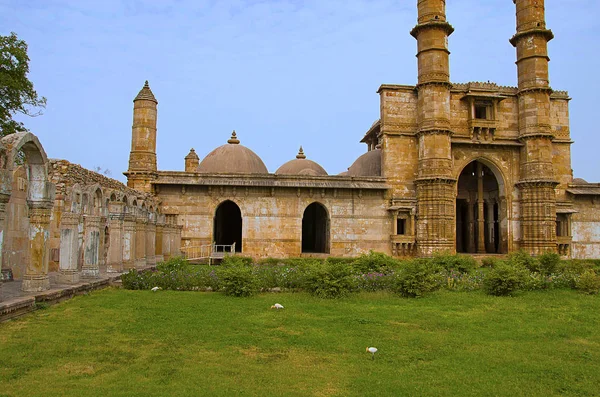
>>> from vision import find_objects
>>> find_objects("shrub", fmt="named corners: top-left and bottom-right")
top-left (156, 256), bottom-right (188, 273)
top-left (443, 269), bottom-right (486, 292)
top-left (356, 272), bottom-right (394, 292)
top-left (430, 252), bottom-right (477, 274)
top-left (121, 269), bottom-right (150, 290)
top-left (221, 255), bottom-right (254, 267)
top-left (537, 252), bottom-right (561, 275)
top-left (481, 257), bottom-right (500, 268)
top-left (575, 270), bottom-right (600, 295)
top-left (220, 265), bottom-right (259, 297)
top-left (304, 261), bottom-right (356, 298)
top-left (391, 260), bottom-right (442, 298)
top-left (483, 264), bottom-right (527, 296)
top-left (350, 251), bottom-right (398, 274)
top-left (507, 250), bottom-right (537, 272)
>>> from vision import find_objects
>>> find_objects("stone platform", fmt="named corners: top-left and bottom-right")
top-left (0, 266), bottom-right (155, 322)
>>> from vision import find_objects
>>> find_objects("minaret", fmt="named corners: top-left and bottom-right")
top-left (125, 81), bottom-right (158, 193)
top-left (410, 0), bottom-right (456, 255)
top-left (511, 0), bottom-right (558, 254)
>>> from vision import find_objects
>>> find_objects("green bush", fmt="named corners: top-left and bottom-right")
top-left (350, 251), bottom-right (398, 274)
top-left (220, 265), bottom-right (259, 297)
top-left (304, 261), bottom-right (357, 298)
top-left (156, 256), bottom-right (188, 273)
top-left (221, 255), bottom-right (254, 267)
top-left (430, 252), bottom-right (477, 274)
top-left (481, 257), bottom-right (500, 268)
top-left (391, 260), bottom-right (442, 298)
top-left (537, 252), bottom-right (561, 275)
top-left (507, 250), bottom-right (537, 272)
top-left (483, 264), bottom-right (527, 296)
top-left (575, 270), bottom-right (600, 295)
top-left (121, 269), bottom-right (150, 290)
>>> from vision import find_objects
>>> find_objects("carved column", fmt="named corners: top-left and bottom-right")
top-left (162, 224), bottom-right (172, 260)
top-left (58, 212), bottom-right (80, 283)
top-left (145, 216), bottom-right (156, 266)
top-left (477, 163), bottom-right (486, 253)
top-left (122, 213), bottom-right (136, 270)
top-left (107, 209), bottom-right (124, 273)
top-left (486, 200), bottom-right (496, 253)
top-left (0, 192), bottom-right (11, 274)
top-left (98, 215), bottom-right (108, 270)
top-left (135, 215), bottom-right (147, 269)
top-left (155, 218), bottom-right (165, 264)
top-left (81, 215), bottom-right (101, 278)
top-left (173, 225), bottom-right (183, 257)
top-left (22, 203), bottom-right (53, 292)
top-left (466, 199), bottom-right (475, 253)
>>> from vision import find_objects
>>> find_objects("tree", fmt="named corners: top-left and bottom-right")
top-left (0, 32), bottom-right (46, 137)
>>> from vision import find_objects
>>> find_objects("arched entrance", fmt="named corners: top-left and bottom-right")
top-left (214, 200), bottom-right (242, 253)
top-left (456, 160), bottom-right (506, 254)
top-left (302, 202), bottom-right (329, 254)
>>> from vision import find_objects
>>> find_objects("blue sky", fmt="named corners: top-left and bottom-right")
top-left (1, 0), bottom-right (599, 182)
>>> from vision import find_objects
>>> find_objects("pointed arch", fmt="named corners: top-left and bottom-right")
top-left (455, 159), bottom-right (507, 254)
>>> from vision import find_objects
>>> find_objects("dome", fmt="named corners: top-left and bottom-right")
top-left (198, 131), bottom-right (268, 174)
top-left (347, 149), bottom-right (381, 177)
top-left (275, 147), bottom-right (327, 176)
top-left (573, 178), bottom-right (588, 184)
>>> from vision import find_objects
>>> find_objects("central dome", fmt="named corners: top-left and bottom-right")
top-left (198, 131), bottom-right (268, 174)
top-left (276, 147), bottom-right (327, 176)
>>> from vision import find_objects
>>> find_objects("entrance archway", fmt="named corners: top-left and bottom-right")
top-left (302, 202), bottom-right (329, 254)
top-left (214, 200), bottom-right (242, 253)
top-left (456, 160), bottom-right (505, 254)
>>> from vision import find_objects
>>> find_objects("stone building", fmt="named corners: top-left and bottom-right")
top-left (125, 0), bottom-right (600, 260)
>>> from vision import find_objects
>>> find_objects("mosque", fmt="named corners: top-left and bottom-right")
top-left (124, 0), bottom-right (600, 260)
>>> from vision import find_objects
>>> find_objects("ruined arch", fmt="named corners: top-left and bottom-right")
top-left (455, 159), bottom-right (507, 254)
top-left (213, 200), bottom-right (242, 253)
top-left (302, 202), bottom-right (330, 254)
top-left (0, 132), bottom-right (53, 204)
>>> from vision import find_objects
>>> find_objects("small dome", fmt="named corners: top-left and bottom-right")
top-left (347, 149), bottom-right (381, 177)
top-left (573, 178), bottom-right (588, 184)
top-left (198, 131), bottom-right (268, 174)
top-left (275, 147), bottom-right (327, 176)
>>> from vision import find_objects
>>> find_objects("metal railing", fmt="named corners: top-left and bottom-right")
top-left (181, 242), bottom-right (236, 264)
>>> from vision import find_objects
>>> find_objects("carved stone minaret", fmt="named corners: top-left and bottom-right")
top-left (511, 0), bottom-right (558, 254)
top-left (185, 148), bottom-right (199, 172)
top-left (411, 0), bottom-right (456, 256)
top-left (125, 81), bottom-right (158, 193)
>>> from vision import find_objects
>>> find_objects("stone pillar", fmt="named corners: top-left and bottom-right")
top-left (411, 0), bottom-right (457, 256)
top-left (107, 210), bottom-right (124, 273)
top-left (477, 163), bottom-right (486, 253)
top-left (22, 204), bottom-right (53, 292)
top-left (486, 200), bottom-right (496, 253)
top-left (145, 217), bottom-right (156, 266)
top-left (511, 0), bottom-right (558, 255)
top-left (466, 199), bottom-right (475, 253)
top-left (98, 216), bottom-right (107, 270)
top-left (81, 215), bottom-right (101, 278)
top-left (58, 212), bottom-right (80, 284)
top-left (155, 219), bottom-right (165, 264)
top-left (122, 214), bottom-right (136, 270)
top-left (0, 192), bottom-right (11, 273)
top-left (135, 215), bottom-right (147, 269)
top-left (173, 225), bottom-right (182, 257)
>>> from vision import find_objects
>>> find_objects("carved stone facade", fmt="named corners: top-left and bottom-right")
top-left (120, 0), bottom-right (600, 261)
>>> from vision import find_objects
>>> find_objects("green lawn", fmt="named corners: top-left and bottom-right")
top-left (1, 289), bottom-right (599, 396)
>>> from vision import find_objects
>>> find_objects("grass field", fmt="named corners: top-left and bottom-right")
top-left (1, 289), bottom-right (599, 396)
